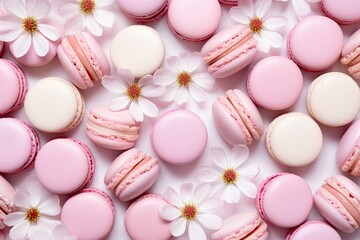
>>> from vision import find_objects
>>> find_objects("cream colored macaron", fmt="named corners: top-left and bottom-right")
top-left (307, 72), bottom-right (360, 127)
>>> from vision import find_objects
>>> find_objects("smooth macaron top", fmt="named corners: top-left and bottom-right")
top-left (288, 16), bottom-right (343, 71)
top-left (117, 0), bottom-right (168, 20)
top-left (286, 220), bottom-right (341, 240)
top-left (167, 0), bottom-right (221, 41)
top-left (321, 0), bottom-right (360, 24)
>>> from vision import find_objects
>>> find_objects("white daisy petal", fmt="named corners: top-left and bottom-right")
top-left (4, 0), bottom-right (26, 18)
top-left (64, 13), bottom-right (86, 35)
top-left (9, 221), bottom-right (30, 240)
top-left (233, 0), bottom-right (254, 18)
top-left (93, 9), bottom-right (115, 28)
top-left (193, 184), bottom-right (211, 204)
top-left (224, 184), bottom-right (241, 203)
top-left (0, 15), bottom-right (23, 32)
top-left (13, 33), bottom-right (32, 58)
top-left (58, 3), bottom-right (80, 19)
top-left (189, 84), bottom-right (206, 102)
top-left (199, 198), bottom-right (224, 213)
top-left (188, 221), bottom-right (206, 240)
top-left (255, 0), bottom-right (272, 18)
top-left (191, 73), bottom-right (215, 90)
top-left (26, 0), bottom-right (51, 19)
top-left (230, 144), bottom-right (249, 168)
top-left (178, 52), bottom-right (191, 70)
top-left (236, 179), bottom-right (258, 198)
top-left (138, 75), bottom-right (153, 87)
top-left (4, 212), bottom-right (25, 226)
top-left (264, 17), bottom-right (288, 30)
top-left (96, 0), bottom-right (114, 6)
top-left (37, 218), bottom-right (61, 233)
top-left (237, 164), bottom-right (260, 179)
top-left (293, 0), bottom-right (312, 18)
top-left (137, 98), bottom-right (158, 118)
top-left (180, 182), bottom-right (193, 203)
top-left (38, 24), bottom-right (61, 41)
top-left (14, 188), bottom-right (31, 209)
top-left (187, 52), bottom-right (202, 73)
top-left (129, 102), bottom-right (143, 122)
top-left (170, 218), bottom-right (187, 237)
top-left (117, 68), bottom-right (135, 86)
top-left (255, 35), bottom-right (271, 53)
top-left (86, 15), bottom-right (103, 36)
top-left (141, 84), bottom-right (165, 98)
top-left (0, 28), bottom-right (24, 42)
top-left (167, 55), bottom-right (181, 73)
top-left (164, 187), bottom-right (183, 207)
top-left (261, 30), bottom-right (283, 48)
top-left (229, 6), bottom-right (251, 24)
top-left (306, 0), bottom-right (321, 2)
top-left (33, 32), bottom-right (50, 57)
top-left (38, 195), bottom-right (61, 216)
top-left (197, 214), bottom-right (222, 230)
top-left (159, 205), bottom-right (181, 221)
top-left (102, 76), bottom-right (127, 94)
top-left (174, 87), bottom-right (188, 105)
top-left (52, 224), bottom-right (75, 240)
top-left (211, 147), bottom-right (227, 169)
top-left (109, 97), bottom-right (130, 111)
top-left (160, 83), bottom-right (178, 102)
top-left (29, 224), bottom-right (51, 240)
top-left (198, 167), bottom-right (221, 183)
top-left (154, 68), bottom-right (177, 86)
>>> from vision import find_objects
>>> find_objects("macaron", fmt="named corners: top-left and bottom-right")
top-left (212, 89), bottom-right (264, 146)
top-left (0, 41), bottom-right (5, 58)
top-left (306, 72), bottom-right (360, 127)
top-left (256, 173), bottom-right (313, 228)
top-left (104, 148), bottom-right (160, 201)
top-left (336, 120), bottom-right (360, 176)
top-left (314, 175), bottom-right (360, 233)
top-left (86, 105), bottom-right (141, 150)
top-left (211, 211), bottom-right (268, 240)
top-left (266, 112), bottom-right (323, 167)
top-left (287, 16), bottom-right (343, 71)
top-left (0, 175), bottom-right (15, 229)
top-left (218, 0), bottom-right (238, 6)
top-left (0, 118), bottom-right (40, 174)
top-left (341, 28), bottom-right (360, 80)
top-left (61, 188), bottom-right (115, 240)
top-left (247, 56), bottom-right (303, 110)
top-left (35, 138), bottom-right (95, 194)
top-left (24, 77), bottom-right (85, 133)
top-left (57, 32), bottom-right (110, 89)
top-left (201, 24), bottom-right (258, 78)
top-left (110, 25), bottom-right (165, 78)
top-left (151, 109), bottom-right (207, 165)
top-left (0, 59), bottom-right (27, 116)
top-left (167, 0), bottom-right (221, 41)
top-left (117, 0), bottom-right (169, 22)
top-left (286, 220), bottom-right (341, 240)
top-left (321, 0), bottom-right (360, 25)
top-left (125, 194), bottom-right (171, 240)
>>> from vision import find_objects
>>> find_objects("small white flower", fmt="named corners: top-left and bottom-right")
top-left (51, 224), bottom-right (77, 240)
top-left (4, 177), bottom-right (61, 240)
top-left (230, 0), bottom-right (288, 53)
top-left (0, 0), bottom-right (61, 57)
top-left (102, 69), bottom-right (165, 122)
top-left (58, 0), bottom-right (115, 36)
top-left (198, 145), bottom-right (260, 204)
top-left (159, 183), bottom-right (223, 240)
top-left (154, 52), bottom-right (215, 105)
top-left (277, 0), bottom-right (320, 19)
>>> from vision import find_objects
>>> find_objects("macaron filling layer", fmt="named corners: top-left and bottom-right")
top-left (86, 121), bottom-right (139, 142)
top-left (341, 142), bottom-right (360, 175)
top-left (222, 217), bottom-right (267, 240)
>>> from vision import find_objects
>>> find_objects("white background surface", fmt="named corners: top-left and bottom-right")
top-left (3, 1), bottom-right (360, 239)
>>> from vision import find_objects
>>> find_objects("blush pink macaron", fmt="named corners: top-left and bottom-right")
top-left (341, 28), bottom-right (360, 80)
top-left (287, 16), bottom-right (343, 71)
top-left (211, 211), bottom-right (268, 240)
top-left (57, 32), bottom-right (110, 89)
top-left (256, 173), bottom-right (313, 228)
top-left (321, 0), bottom-right (360, 25)
top-left (61, 188), bottom-right (115, 240)
top-left (104, 148), bottom-right (160, 201)
top-left (286, 220), bottom-right (341, 240)
top-left (314, 175), bottom-right (360, 233)
top-left (0, 59), bottom-right (27, 116)
top-left (35, 138), bottom-right (95, 194)
top-left (0, 175), bottom-right (15, 229)
top-left (212, 89), bottom-right (264, 146)
top-left (117, 0), bottom-right (169, 22)
top-left (167, 0), bottom-right (221, 41)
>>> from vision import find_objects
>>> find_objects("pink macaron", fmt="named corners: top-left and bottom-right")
top-left (321, 0), bottom-right (360, 25)
top-left (0, 118), bottom-right (40, 174)
top-left (57, 32), bottom-right (110, 89)
top-left (125, 194), bottom-right (171, 240)
top-left (117, 0), bottom-right (169, 23)
top-left (0, 41), bottom-right (5, 58)
top-left (219, 0), bottom-right (238, 6)
top-left (286, 220), bottom-right (341, 240)
top-left (61, 188), bottom-right (115, 240)
top-left (314, 175), bottom-right (360, 233)
top-left (0, 175), bottom-right (15, 229)
top-left (256, 173), bottom-right (313, 228)
top-left (201, 24), bottom-right (258, 78)
top-left (35, 138), bottom-right (95, 194)
top-left (287, 16), bottom-right (343, 71)
top-left (336, 120), bottom-right (360, 176)
top-left (104, 148), bottom-right (160, 201)
top-left (167, 0), bottom-right (221, 41)
top-left (341, 28), bottom-right (360, 80)
top-left (0, 59), bottom-right (27, 116)
top-left (86, 105), bottom-right (141, 150)
top-left (212, 89), bottom-right (264, 146)
top-left (211, 211), bottom-right (268, 240)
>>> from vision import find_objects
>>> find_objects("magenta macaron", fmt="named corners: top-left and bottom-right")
top-left (286, 220), bottom-right (341, 240)
top-left (321, 0), bottom-right (360, 25)
top-left (104, 148), bottom-right (160, 201)
top-left (218, 0), bottom-right (238, 6)
top-left (0, 175), bottom-right (15, 229)
top-left (341, 28), bottom-right (360, 80)
top-left (201, 24), bottom-right (258, 78)
top-left (57, 32), bottom-right (110, 89)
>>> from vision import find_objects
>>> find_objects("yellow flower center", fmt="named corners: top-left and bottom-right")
top-left (80, 0), bottom-right (96, 14)
top-left (25, 208), bottom-right (40, 224)
top-left (22, 17), bottom-right (38, 33)
top-left (177, 71), bottom-right (191, 87)
top-left (127, 83), bottom-right (142, 101)
top-left (181, 203), bottom-right (197, 220)
top-left (223, 169), bottom-right (238, 184)
top-left (249, 17), bottom-right (264, 33)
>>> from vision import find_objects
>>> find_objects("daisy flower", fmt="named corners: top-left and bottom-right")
top-left (277, 0), bottom-right (320, 19)
top-left (230, 0), bottom-right (288, 53)
top-left (58, 0), bottom-right (115, 36)
top-left (102, 69), bottom-right (165, 122)
top-left (51, 225), bottom-right (77, 240)
top-left (154, 52), bottom-right (215, 105)
top-left (198, 145), bottom-right (260, 204)
top-left (0, 0), bottom-right (61, 57)
top-left (159, 183), bottom-right (223, 240)
top-left (4, 178), bottom-right (61, 240)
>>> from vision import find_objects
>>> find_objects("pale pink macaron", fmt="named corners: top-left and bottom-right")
top-left (256, 173), bottom-right (313, 228)
top-left (341, 28), bottom-right (360, 80)
top-left (286, 220), bottom-right (341, 240)
top-left (314, 175), bottom-right (360, 233)
top-left (0, 175), bottom-right (15, 229)
top-left (167, 0), bottom-right (221, 41)
top-left (287, 16), bottom-right (343, 71)
top-left (212, 89), bottom-right (264, 146)
top-left (0, 59), bottom-right (27, 116)
top-left (211, 211), bottom-right (268, 240)
top-left (321, 0), bottom-right (360, 25)
top-left (201, 24), bottom-right (258, 78)
top-left (35, 138), bottom-right (95, 194)
top-left (57, 32), bottom-right (110, 89)
top-left (117, 0), bottom-right (169, 22)
top-left (125, 194), bottom-right (171, 240)
top-left (104, 148), bottom-right (160, 201)
top-left (336, 120), bottom-right (360, 176)
top-left (0, 118), bottom-right (40, 174)
top-left (61, 188), bottom-right (115, 240)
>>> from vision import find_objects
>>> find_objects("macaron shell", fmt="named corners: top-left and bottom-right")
top-left (321, 0), bottom-right (360, 24)
top-left (117, 0), bottom-right (168, 22)
top-left (0, 175), bottom-right (15, 226)
top-left (342, 28), bottom-right (360, 60)
top-left (218, 0), bottom-right (238, 5)
top-left (287, 220), bottom-right (341, 240)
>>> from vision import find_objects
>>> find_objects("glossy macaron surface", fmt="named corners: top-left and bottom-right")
top-left (286, 220), bottom-right (341, 240)
top-left (117, 0), bottom-right (168, 22)
top-left (321, 0), bottom-right (360, 24)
